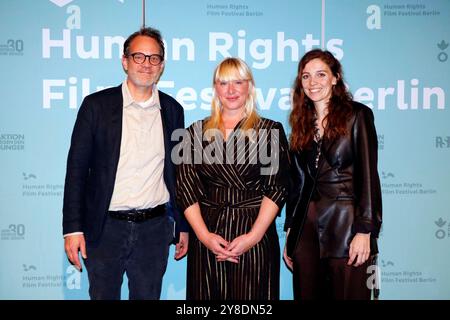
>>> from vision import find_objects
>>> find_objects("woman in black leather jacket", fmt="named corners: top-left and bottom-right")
top-left (284, 49), bottom-right (382, 300)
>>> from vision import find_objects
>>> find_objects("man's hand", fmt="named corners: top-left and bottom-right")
top-left (64, 234), bottom-right (87, 271)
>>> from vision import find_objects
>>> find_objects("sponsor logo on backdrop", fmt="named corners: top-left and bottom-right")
top-left (367, 3), bottom-right (442, 30)
top-left (381, 171), bottom-right (438, 196)
top-left (22, 173), bottom-right (64, 197)
top-left (381, 172), bottom-right (437, 196)
top-left (381, 260), bottom-right (394, 268)
top-left (23, 264), bottom-right (37, 272)
top-left (381, 171), bottom-right (394, 179)
top-left (206, 3), bottom-right (263, 17)
top-left (383, 3), bottom-right (441, 17)
top-left (0, 39), bottom-right (24, 56)
top-left (22, 265), bottom-right (81, 290)
top-left (435, 136), bottom-right (450, 148)
top-left (437, 40), bottom-right (448, 62)
top-left (434, 217), bottom-right (450, 240)
top-left (0, 134), bottom-right (25, 151)
top-left (380, 259), bottom-right (437, 285)
top-left (1, 224), bottom-right (25, 240)
top-left (23, 173), bottom-right (37, 180)
top-left (377, 134), bottom-right (384, 150)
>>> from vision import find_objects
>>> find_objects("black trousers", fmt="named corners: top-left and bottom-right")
top-left (84, 214), bottom-right (173, 300)
top-left (292, 203), bottom-right (373, 300)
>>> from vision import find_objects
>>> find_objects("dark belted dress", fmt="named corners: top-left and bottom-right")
top-left (176, 117), bottom-right (289, 300)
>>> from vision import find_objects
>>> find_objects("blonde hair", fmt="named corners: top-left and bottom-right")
top-left (204, 57), bottom-right (260, 136)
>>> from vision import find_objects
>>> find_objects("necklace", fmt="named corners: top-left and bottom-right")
top-left (313, 114), bottom-right (323, 169)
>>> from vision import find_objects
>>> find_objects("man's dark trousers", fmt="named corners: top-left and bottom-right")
top-left (84, 214), bottom-right (174, 300)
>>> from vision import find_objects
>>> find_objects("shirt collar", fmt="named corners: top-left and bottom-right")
top-left (122, 80), bottom-right (161, 109)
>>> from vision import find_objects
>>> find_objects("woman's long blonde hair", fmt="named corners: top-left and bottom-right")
top-left (204, 57), bottom-right (260, 135)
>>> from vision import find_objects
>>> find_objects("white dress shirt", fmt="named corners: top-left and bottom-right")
top-left (109, 81), bottom-right (169, 210)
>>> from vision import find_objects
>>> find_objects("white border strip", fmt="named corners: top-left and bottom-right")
top-left (321, 0), bottom-right (326, 49)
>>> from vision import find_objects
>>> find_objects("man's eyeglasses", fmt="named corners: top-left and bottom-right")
top-left (128, 52), bottom-right (164, 65)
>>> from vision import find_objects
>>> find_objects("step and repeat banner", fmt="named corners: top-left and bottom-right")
top-left (0, 0), bottom-right (449, 300)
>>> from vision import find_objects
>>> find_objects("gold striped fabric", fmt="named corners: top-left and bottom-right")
top-left (176, 118), bottom-right (289, 300)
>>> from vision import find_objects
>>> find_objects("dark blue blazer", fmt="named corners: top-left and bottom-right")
top-left (62, 84), bottom-right (188, 244)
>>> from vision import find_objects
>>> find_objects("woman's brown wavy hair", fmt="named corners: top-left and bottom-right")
top-left (289, 49), bottom-right (353, 151)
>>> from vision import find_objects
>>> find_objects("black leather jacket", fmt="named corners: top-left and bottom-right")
top-left (285, 102), bottom-right (382, 258)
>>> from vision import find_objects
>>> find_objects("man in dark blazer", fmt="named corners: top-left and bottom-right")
top-left (62, 27), bottom-right (188, 300)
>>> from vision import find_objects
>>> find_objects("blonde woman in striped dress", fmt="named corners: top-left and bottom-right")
top-left (176, 57), bottom-right (289, 300)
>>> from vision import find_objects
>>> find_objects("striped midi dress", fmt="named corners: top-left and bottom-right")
top-left (176, 118), bottom-right (289, 300)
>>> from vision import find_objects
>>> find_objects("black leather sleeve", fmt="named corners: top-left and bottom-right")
top-left (351, 103), bottom-right (382, 237)
top-left (284, 150), bottom-right (305, 231)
